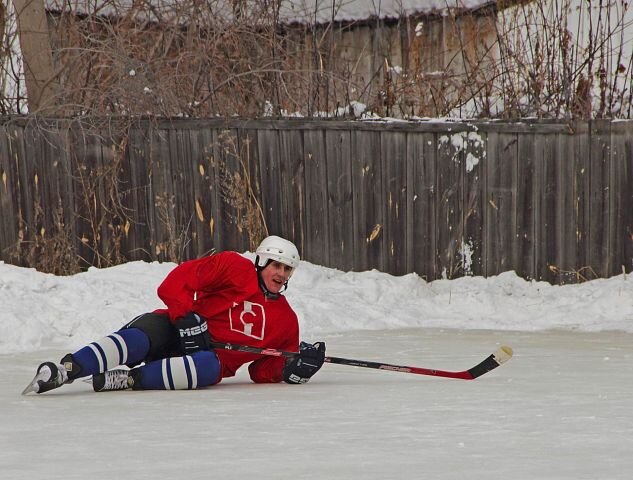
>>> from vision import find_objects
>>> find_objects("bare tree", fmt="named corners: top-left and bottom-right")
top-left (11, 0), bottom-right (61, 113)
top-left (2, 0), bottom-right (633, 119)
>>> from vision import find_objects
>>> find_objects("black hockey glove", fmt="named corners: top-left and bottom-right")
top-left (175, 312), bottom-right (211, 355)
top-left (283, 341), bottom-right (326, 384)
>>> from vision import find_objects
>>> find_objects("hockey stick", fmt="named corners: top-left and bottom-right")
top-left (209, 341), bottom-right (513, 380)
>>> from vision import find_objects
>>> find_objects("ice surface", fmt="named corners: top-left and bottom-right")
top-left (2, 260), bottom-right (633, 478)
top-left (3, 329), bottom-right (632, 479)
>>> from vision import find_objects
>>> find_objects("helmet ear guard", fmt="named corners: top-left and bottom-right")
top-left (254, 255), bottom-right (272, 271)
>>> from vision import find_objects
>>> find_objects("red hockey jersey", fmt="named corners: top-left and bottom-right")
top-left (154, 251), bottom-right (299, 383)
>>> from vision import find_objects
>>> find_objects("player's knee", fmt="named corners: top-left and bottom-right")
top-left (189, 350), bottom-right (221, 387)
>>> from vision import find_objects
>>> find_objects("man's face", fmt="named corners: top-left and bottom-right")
top-left (260, 260), bottom-right (294, 294)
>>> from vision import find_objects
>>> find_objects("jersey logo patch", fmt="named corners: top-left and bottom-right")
top-left (229, 301), bottom-right (266, 340)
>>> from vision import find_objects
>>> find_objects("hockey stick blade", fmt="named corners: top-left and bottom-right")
top-left (210, 341), bottom-right (513, 381)
top-left (465, 345), bottom-right (513, 379)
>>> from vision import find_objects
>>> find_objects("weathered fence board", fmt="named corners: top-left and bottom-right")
top-left (485, 131), bottom-right (518, 277)
top-left (588, 122), bottom-right (610, 278)
top-left (573, 123), bottom-right (591, 279)
top-left (381, 131), bottom-right (407, 275)
top-left (546, 134), bottom-right (562, 282)
top-left (351, 129), bottom-right (384, 272)
top-left (463, 130), bottom-right (485, 278)
top-left (1, 117), bottom-right (632, 284)
top-left (0, 126), bottom-right (18, 256)
top-left (558, 132), bottom-right (579, 282)
top-left (408, 132), bottom-right (437, 280)
top-left (10, 125), bottom-right (27, 258)
top-left (183, 126), bottom-right (205, 256)
top-left (303, 129), bottom-right (329, 267)
top-left (516, 131), bottom-right (537, 280)
top-left (217, 128), bottom-right (248, 252)
top-left (436, 130), bottom-right (465, 278)
top-left (607, 122), bottom-right (633, 277)
top-left (539, 133), bottom-right (558, 283)
top-left (277, 129), bottom-right (305, 252)
top-left (43, 126), bottom-right (75, 250)
top-left (325, 129), bottom-right (354, 272)
top-left (618, 124), bottom-right (633, 273)
top-left (125, 124), bottom-right (152, 260)
top-left (200, 125), bottom-right (223, 253)
top-left (257, 128), bottom-right (282, 242)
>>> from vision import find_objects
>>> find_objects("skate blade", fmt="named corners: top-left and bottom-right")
top-left (21, 370), bottom-right (48, 395)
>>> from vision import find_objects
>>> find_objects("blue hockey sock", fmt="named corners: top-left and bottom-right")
top-left (71, 328), bottom-right (150, 376)
top-left (136, 350), bottom-right (220, 390)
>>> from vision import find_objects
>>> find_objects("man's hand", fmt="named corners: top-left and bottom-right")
top-left (176, 312), bottom-right (211, 355)
top-left (283, 341), bottom-right (326, 384)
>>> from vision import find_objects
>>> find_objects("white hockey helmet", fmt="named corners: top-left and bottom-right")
top-left (255, 235), bottom-right (300, 270)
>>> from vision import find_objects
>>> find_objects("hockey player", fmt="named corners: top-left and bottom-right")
top-left (23, 235), bottom-right (326, 394)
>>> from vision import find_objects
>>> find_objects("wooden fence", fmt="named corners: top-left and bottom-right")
top-left (1, 117), bottom-right (632, 283)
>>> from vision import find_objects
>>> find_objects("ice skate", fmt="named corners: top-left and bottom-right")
top-left (92, 369), bottom-right (134, 392)
top-left (22, 354), bottom-right (82, 395)
top-left (22, 362), bottom-right (69, 395)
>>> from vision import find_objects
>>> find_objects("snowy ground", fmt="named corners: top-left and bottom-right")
top-left (1, 259), bottom-right (633, 479)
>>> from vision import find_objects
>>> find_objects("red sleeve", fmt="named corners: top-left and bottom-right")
top-left (248, 318), bottom-right (299, 383)
top-left (156, 252), bottom-right (247, 322)
top-left (248, 356), bottom-right (288, 383)
top-left (156, 259), bottom-right (199, 322)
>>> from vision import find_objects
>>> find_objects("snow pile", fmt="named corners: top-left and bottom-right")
top-left (2, 257), bottom-right (632, 355)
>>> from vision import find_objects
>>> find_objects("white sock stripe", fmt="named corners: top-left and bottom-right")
top-left (185, 355), bottom-right (197, 389)
top-left (109, 333), bottom-right (128, 364)
top-left (169, 358), bottom-right (191, 389)
top-left (88, 344), bottom-right (104, 372)
top-left (161, 359), bottom-right (171, 389)
top-left (95, 336), bottom-right (124, 371)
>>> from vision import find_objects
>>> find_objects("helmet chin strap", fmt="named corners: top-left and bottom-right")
top-left (255, 256), bottom-right (288, 300)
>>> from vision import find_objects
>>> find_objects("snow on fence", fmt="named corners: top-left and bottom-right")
top-left (0, 117), bottom-right (632, 283)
